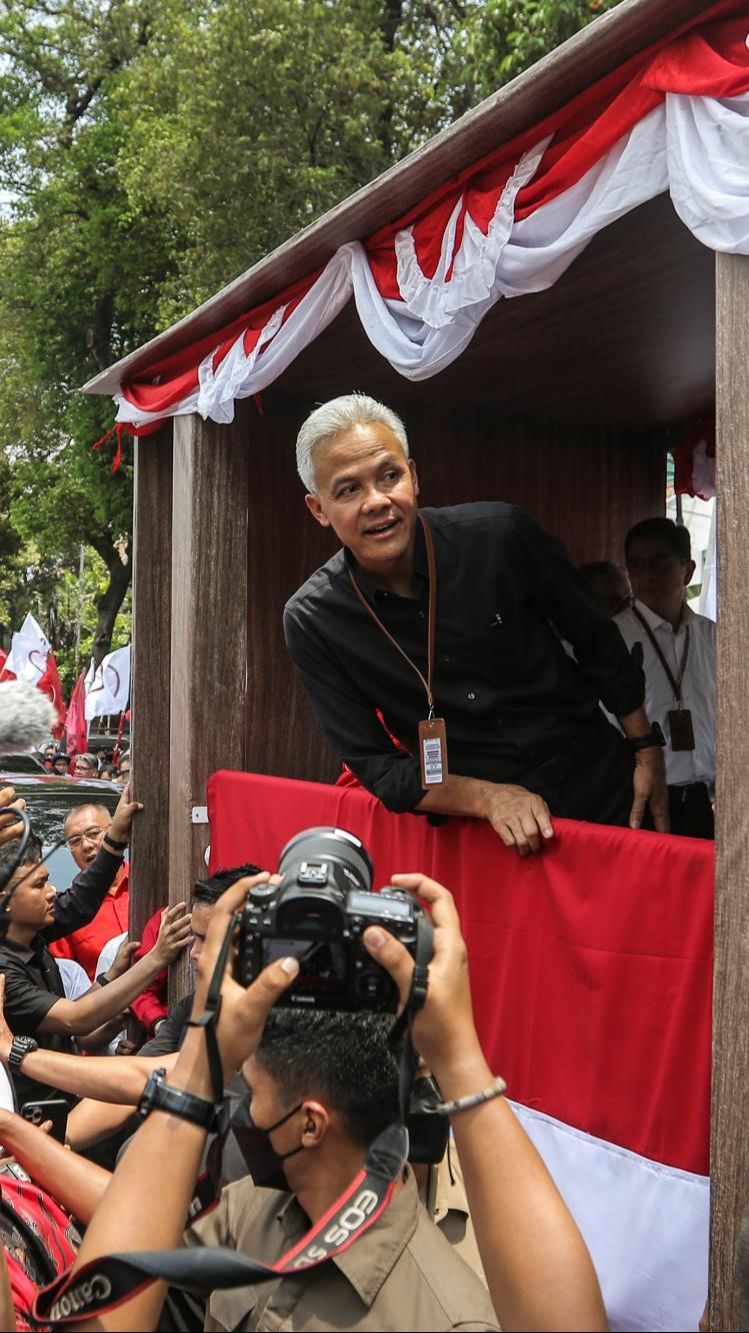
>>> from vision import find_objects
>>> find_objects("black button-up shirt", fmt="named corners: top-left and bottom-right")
top-left (284, 503), bottom-right (644, 814)
top-left (0, 846), bottom-right (123, 1106)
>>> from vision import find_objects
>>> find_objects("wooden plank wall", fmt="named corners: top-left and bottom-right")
top-left (245, 397), bottom-right (665, 783)
top-left (130, 424), bottom-right (174, 941)
top-left (711, 251), bottom-right (749, 1332)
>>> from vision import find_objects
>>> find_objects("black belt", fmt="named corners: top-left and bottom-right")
top-left (668, 782), bottom-right (710, 803)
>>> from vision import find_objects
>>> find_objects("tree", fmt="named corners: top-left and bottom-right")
top-left (0, 0), bottom-right (621, 678)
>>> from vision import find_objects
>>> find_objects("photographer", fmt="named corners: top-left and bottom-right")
top-left (53, 870), bottom-right (605, 1332)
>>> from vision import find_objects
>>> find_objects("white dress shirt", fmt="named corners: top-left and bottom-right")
top-left (613, 600), bottom-right (715, 787)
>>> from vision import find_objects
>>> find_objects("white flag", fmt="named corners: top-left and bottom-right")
top-left (84, 645), bottom-right (131, 720)
top-left (5, 613), bottom-right (50, 685)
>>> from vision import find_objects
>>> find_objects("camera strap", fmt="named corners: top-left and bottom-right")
top-left (32, 1124), bottom-right (409, 1326)
top-left (32, 909), bottom-right (431, 1327)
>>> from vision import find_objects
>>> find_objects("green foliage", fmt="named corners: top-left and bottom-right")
top-left (0, 0), bottom-right (622, 680)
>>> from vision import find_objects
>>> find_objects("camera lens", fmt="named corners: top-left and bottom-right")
top-left (278, 827), bottom-right (373, 893)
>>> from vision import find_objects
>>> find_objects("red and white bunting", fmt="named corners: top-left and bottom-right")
top-left (110, 4), bottom-right (749, 438)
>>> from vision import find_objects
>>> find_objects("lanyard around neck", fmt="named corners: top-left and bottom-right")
top-left (347, 513), bottom-right (438, 715)
top-left (632, 604), bottom-right (690, 703)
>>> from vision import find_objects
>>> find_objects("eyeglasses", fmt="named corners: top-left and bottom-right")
top-left (627, 555), bottom-right (684, 576)
top-left (66, 826), bottom-right (107, 851)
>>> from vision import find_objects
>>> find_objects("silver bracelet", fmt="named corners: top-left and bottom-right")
top-left (437, 1075), bottom-right (507, 1116)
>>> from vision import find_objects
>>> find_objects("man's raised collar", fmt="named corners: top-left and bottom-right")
top-left (275, 1167), bottom-right (420, 1307)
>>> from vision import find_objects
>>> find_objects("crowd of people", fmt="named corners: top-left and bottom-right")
top-left (39, 747), bottom-right (130, 786)
top-left (0, 392), bottom-right (717, 1331)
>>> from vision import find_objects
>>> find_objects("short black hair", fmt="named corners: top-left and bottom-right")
top-left (192, 863), bottom-right (262, 906)
top-left (0, 833), bottom-right (43, 892)
top-left (625, 517), bottom-right (691, 562)
top-left (255, 1009), bottom-right (400, 1147)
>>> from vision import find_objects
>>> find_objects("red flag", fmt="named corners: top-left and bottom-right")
top-left (63, 671), bottom-right (88, 759)
top-left (37, 652), bottom-right (66, 739)
top-left (0, 648), bottom-right (15, 682)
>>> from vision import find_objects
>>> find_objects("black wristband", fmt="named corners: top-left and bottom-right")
top-left (95, 972), bottom-right (110, 987)
top-left (628, 721), bottom-right (666, 752)
top-left (138, 1069), bottom-right (218, 1130)
top-left (103, 833), bottom-right (127, 851)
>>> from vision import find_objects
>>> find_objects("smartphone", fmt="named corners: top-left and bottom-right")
top-left (20, 1098), bottom-right (68, 1144)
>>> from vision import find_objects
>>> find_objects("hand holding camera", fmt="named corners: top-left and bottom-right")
top-left (363, 872), bottom-right (484, 1083)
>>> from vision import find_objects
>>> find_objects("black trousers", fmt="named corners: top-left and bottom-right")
top-left (668, 782), bottom-right (715, 840)
top-left (519, 720), bottom-right (634, 827)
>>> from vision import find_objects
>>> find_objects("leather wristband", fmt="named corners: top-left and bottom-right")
top-left (138, 1068), bottom-right (217, 1131)
top-left (103, 833), bottom-right (127, 852)
top-left (627, 721), bottom-right (666, 752)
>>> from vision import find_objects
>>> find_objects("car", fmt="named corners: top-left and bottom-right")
top-left (0, 773), bottom-right (121, 891)
top-left (0, 753), bottom-right (46, 774)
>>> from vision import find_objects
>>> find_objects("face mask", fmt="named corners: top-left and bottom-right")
top-left (231, 1099), bottom-right (304, 1188)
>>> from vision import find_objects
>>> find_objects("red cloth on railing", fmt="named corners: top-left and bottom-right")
top-left (207, 769), bottom-right (713, 1175)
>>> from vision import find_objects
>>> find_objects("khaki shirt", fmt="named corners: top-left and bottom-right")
top-left (422, 1146), bottom-right (486, 1286)
top-left (185, 1167), bottom-right (499, 1332)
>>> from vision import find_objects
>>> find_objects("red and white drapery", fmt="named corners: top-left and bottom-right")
top-left (114, 2), bottom-right (749, 435)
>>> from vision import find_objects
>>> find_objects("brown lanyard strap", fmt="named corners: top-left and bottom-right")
top-left (632, 605), bottom-right (690, 703)
top-left (347, 513), bottom-right (438, 715)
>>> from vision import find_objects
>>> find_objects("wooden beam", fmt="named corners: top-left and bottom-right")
top-left (711, 251), bottom-right (749, 1331)
top-left (129, 425), bottom-right (173, 942)
top-left (168, 405), bottom-right (250, 998)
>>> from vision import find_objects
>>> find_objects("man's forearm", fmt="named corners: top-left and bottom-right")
top-left (7, 1047), bottom-right (174, 1103)
top-left (415, 774), bottom-right (494, 820)
top-left (54, 949), bottom-right (172, 1035)
top-left (431, 1044), bottom-right (606, 1332)
top-left (0, 1111), bottom-right (111, 1227)
top-left (618, 705), bottom-right (651, 738)
top-left (67, 1097), bottom-right (140, 1151)
top-left (69, 1031), bottom-right (214, 1332)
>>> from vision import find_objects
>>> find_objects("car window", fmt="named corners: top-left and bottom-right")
top-left (0, 753), bottom-right (45, 774)
top-left (4, 780), bottom-right (120, 884)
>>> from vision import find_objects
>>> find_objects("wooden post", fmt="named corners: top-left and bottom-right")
top-left (168, 405), bottom-right (250, 998)
top-left (129, 424), bottom-right (173, 941)
top-left (711, 252), bottom-right (749, 1331)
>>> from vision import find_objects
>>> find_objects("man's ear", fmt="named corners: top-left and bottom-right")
top-left (300, 1099), bottom-right (329, 1148)
top-left (305, 493), bottom-right (331, 529)
top-left (684, 559), bottom-right (696, 587)
top-left (408, 458), bottom-right (419, 498)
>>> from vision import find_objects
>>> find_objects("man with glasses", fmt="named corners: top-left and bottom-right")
top-left (72, 752), bottom-right (99, 780)
top-left (48, 798), bottom-right (132, 979)
top-left (614, 517), bottom-right (715, 838)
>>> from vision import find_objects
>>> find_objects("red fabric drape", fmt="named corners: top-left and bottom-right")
top-left (208, 769), bottom-right (713, 1175)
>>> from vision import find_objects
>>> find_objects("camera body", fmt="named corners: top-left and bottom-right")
top-left (235, 827), bottom-right (432, 1012)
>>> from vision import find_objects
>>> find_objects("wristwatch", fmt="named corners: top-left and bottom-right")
top-left (8, 1035), bottom-right (38, 1073)
top-left (103, 833), bottom-right (127, 852)
top-left (95, 972), bottom-right (111, 987)
top-left (138, 1068), bottom-right (217, 1130)
top-left (628, 722), bottom-right (666, 752)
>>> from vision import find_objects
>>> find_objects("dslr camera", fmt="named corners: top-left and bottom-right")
top-left (235, 826), bottom-right (432, 1012)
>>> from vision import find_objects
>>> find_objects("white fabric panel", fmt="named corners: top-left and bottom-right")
top-left (394, 139), bottom-right (549, 329)
top-left (666, 93), bottom-right (749, 253)
top-left (497, 105), bottom-right (668, 297)
top-left (509, 1100), bottom-right (709, 1333)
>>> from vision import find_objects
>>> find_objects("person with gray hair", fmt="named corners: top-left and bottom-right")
top-left (284, 393), bottom-right (669, 852)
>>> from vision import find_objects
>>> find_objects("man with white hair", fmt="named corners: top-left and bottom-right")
top-left (284, 393), bottom-right (668, 854)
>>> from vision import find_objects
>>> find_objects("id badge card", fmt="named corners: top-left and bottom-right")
top-left (668, 708), bottom-right (695, 752)
top-left (419, 717), bottom-right (448, 786)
